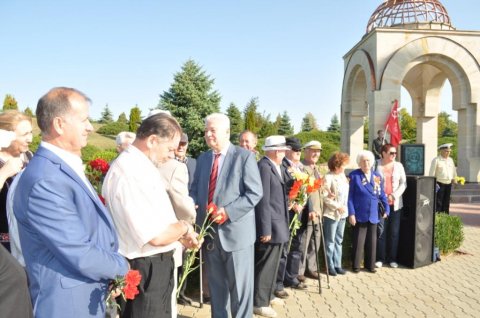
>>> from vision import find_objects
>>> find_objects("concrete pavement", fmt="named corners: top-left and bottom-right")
top-left (178, 202), bottom-right (480, 317)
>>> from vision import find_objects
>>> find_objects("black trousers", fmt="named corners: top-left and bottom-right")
top-left (0, 245), bottom-right (33, 318)
top-left (254, 242), bottom-right (282, 307)
top-left (352, 222), bottom-right (377, 271)
top-left (121, 250), bottom-right (175, 318)
top-left (436, 182), bottom-right (452, 214)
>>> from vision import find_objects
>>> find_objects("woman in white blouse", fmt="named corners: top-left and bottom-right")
top-left (375, 143), bottom-right (406, 269)
top-left (322, 152), bottom-right (350, 276)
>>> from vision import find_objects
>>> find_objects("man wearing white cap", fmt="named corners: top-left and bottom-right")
top-left (253, 136), bottom-right (290, 317)
top-left (429, 143), bottom-right (457, 213)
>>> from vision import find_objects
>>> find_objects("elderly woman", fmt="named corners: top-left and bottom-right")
top-left (0, 111), bottom-right (33, 252)
top-left (348, 150), bottom-right (389, 273)
top-left (375, 144), bottom-right (406, 269)
top-left (323, 152), bottom-right (350, 276)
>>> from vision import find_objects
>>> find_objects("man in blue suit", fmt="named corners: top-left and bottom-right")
top-left (191, 113), bottom-right (263, 318)
top-left (13, 87), bottom-right (129, 317)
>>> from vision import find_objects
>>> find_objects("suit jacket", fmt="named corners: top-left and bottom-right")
top-left (347, 168), bottom-right (390, 224)
top-left (191, 144), bottom-right (263, 252)
top-left (185, 157), bottom-right (197, 192)
top-left (13, 146), bottom-right (128, 318)
top-left (254, 157), bottom-right (289, 244)
top-left (158, 159), bottom-right (196, 223)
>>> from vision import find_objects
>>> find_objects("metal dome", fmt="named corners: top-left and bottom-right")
top-left (366, 0), bottom-right (454, 34)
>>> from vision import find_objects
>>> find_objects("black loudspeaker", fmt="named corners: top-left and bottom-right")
top-left (398, 176), bottom-right (436, 268)
top-left (400, 144), bottom-right (425, 175)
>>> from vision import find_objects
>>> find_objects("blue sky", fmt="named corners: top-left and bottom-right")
top-left (1, 0), bottom-right (478, 132)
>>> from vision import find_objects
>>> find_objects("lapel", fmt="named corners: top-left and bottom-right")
top-left (264, 157), bottom-right (284, 184)
top-left (361, 170), bottom-right (376, 197)
top-left (214, 144), bottom-right (235, 199)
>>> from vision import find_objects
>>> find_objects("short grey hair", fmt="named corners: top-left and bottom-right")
top-left (116, 131), bottom-right (136, 146)
top-left (205, 113), bottom-right (230, 130)
top-left (356, 150), bottom-right (375, 166)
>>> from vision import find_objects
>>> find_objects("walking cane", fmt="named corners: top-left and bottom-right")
top-left (199, 248), bottom-right (204, 308)
top-left (319, 220), bottom-right (330, 289)
top-left (311, 219), bottom-right (322, 294)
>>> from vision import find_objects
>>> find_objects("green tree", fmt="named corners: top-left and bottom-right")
top-left (399, 108), bottom-right (416, 142)
top-left (438, 111), bottom-right (457, 138)
top-left (24, 107), bottom-right (34, 117)
top-left (301, 112), bottom-right (318, 132)
top-left (158, 59), bottom-right (221, 157)
top-left (258, 113), bottom-right (278, 137)
top-left (226, 103), bottom-right (244, 144)
top-left (277, 111), bottom-right (294, 135)
top-left (100, 104), bottom-right (114, 123)
top-left (327, 114), bottom-right (340, 133)
top-left (117, 112), bottom-right (128, 124)
top-left (363, 117), bottom-right (369, 145)
top-left (3, 94), bottom-right (18, 110)
top-left (128, 105), bottom-right (142, 133)
top-left (244, 97), bottom-right (260, 134)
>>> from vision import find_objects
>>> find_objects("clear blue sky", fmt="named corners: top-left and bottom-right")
top-left (1, 0), bottom-right (478, 132)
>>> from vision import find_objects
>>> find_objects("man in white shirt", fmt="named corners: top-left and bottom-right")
top-left (429, 143), bottom-right (457, 214)
top-left (103, 113), bottom-right (200, 317)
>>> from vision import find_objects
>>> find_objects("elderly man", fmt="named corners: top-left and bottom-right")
top-left (253, 136), bottom-right (290, 318)
top-left (298, 140), bottom-right (323, 280)
top-left (191, 113), bottom-right (263, 318)
top-left (429, 143), bottom-right (457, 214)
top-left (239, 130), bottom-right (258, 152)
top-left (115, 131), bottom-right (136, 153)
top-left (13, 87), bottom-right (129, 318)
top-left (102, 113), bottom-right (200, 317)
top-left (372, 130), bottom-right (385, 160)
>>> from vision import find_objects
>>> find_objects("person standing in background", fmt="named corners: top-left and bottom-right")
top-left (429, 143), bottom-right (457, 214)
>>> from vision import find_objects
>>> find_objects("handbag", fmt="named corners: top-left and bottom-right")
top-left (378, 201), bottom-right (386, 217)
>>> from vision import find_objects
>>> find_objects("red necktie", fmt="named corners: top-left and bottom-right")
top-left (208, 153), bottom-right (221, 204)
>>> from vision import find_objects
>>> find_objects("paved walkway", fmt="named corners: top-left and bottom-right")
top-left (178, 203), bottom-right (480, 317)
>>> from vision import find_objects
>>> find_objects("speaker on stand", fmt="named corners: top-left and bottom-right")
top-left (398, 176), bottom-right (436, 268)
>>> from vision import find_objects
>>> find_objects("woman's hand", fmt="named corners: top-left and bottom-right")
top-left (348, 215), bottom-right (356, 226)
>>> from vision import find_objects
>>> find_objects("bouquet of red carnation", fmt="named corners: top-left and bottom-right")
top-left (177, 203), bottom-right (217, 298)
top-left (287, 170), bottom-right (323, 250)
top-left (85, 158), bottom-right (110, 204)
top-left (106, 269), bottom-right (142, 308)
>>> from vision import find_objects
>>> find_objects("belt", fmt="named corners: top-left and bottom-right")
top-left (133, 250), bottom-right (175, 261)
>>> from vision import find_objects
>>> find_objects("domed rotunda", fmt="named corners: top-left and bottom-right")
top-left (366, 0), bottom-right (455, 33)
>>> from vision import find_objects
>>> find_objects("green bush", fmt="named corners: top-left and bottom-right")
top-left (81, 144), bottom-right (101, 163)
top-left (435, 213), bottom-right (464, 255)
top-left (96, 121), bottom-right (129, 136)
top-left (91, 150), bottom-right (118, 163)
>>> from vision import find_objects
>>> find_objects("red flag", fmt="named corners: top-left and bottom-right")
top-left (384, 100), bottom-right (402, 146)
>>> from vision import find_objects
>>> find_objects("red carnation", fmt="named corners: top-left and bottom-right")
top-left (125, 270), bottom-right (142, 286)
top-left (89, 158), bottom-right (110, 175)
top-left (123, 283), bottom-right (139, 300)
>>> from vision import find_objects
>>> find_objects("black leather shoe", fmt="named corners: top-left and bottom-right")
top-left (327, 268), bottom-right (337, 276)
top-left (306, 271), bottom-right (319, 279)
top-left (367, 268), bottom-right (377, 273)
top-left (297, 275), bottom-right (307, 282)
top-left (178, 295), bottom-right (193, 305)
top-left (352, 268), bottom-right (360, 273)
top-left (335, 268), bottom-right (346, 275)
top-left (202, 296), bottom-right (211, 303)
top-left (291, 282), bottom-right (308, 290)
top-left (274, 289), bottom-right (289, 299)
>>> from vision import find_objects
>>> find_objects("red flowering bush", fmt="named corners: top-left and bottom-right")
top-left (106, 270), bottom-right (142, 308)
top-left (85, 158), bottom-right (110, 204)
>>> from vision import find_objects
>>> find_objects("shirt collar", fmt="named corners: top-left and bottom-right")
top-left (41, 141), bottom-right (83, 170)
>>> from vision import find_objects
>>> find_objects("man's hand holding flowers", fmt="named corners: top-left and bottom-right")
top-left (179, 221), bottom-right (202, 250)
top-left (210, 207), bottom-right (229, 225)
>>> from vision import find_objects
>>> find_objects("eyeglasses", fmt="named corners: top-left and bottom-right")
top-left (389, 152), bottom-right (397, 155)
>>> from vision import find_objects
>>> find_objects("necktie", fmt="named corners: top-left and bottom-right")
top-left (208, 153), bottom-right (221, 204)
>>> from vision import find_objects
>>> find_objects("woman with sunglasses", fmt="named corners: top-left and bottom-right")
top-left (374, 143), bottom-right (406, 269)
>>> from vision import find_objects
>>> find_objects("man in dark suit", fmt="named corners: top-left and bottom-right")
top-left (13, 87), bottom-right (129, 317)
top-left (254, 136), bottom-right (290, 317)
top-left (191, 113), bottom-right (263, 318)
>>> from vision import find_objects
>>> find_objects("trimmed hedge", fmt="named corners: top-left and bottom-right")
top-left (435, 213), bottom-right (464, 255)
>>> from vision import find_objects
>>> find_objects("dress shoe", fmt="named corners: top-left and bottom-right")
top-left (178, 295), bottom-right (193, 305)
top-left (202, 296), bottom-right (211, 303)
top-left (254, 306), bottom-right (277, 317)
top-left (297, 275), bottom-right (307, 282)
top-left (335, 267), bottom-right (346, 275)
top-left (352, 268), bottom-right (360, 273)
top-left (290, 282), bottom-right (307, 290)
top-left (274, 289), bottom-right (289, 299)
top-left (306, 271), bottom-right (319, 279)
top-left (327, 268), bottom-right (337, 276)
top-left (367, 268), bottom-right (377, 273)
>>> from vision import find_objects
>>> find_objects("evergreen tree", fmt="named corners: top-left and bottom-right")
top-left (327, 114), bottom-right (340, 133)
top-left (128, 105), bottom-right (142, 133)
top-left (3, 94), bottom-right (18, 110)
top-left (301, 112), bottom-right (318, 132)
top-left (226, 103), bottom-right (244, 144)
top-left (24, 107), bottom-right (34, 117)
top-left (158, 59), bottom-right (221, 157)
top-left (277, 111), bottom-right (294, 135)
top-left (100, 104), bottom-right (114, 123)
top-left (117, 112), bottom-right (128, 124)
top-left (257, 113), bottom-right (278, 137)
top-left (243, 97), bottom-right (260, 134)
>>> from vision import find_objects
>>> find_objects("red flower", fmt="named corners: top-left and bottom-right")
top-left (206, 202), bottom-right (218, 216)
top-left (89, 158), bottom-right (110, 175)
top-left (106, 270), bottom-right (142, 308)
top-left (123, 283), bottom-right (139, 300)
top-left (125, 270), bottom-right (142, 286)
top-left (288, 180), bottom-right (302, 199)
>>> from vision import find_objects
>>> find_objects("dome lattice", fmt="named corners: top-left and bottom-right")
top-left (366, 0), bottom-right (453, 34)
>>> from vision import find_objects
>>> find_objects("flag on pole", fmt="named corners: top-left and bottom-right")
top-left (384, 100), bottom-right (402, 146)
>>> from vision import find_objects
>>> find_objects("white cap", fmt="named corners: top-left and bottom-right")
top-left (303, 140), bottom-right (322, 150)
top-left (147, 109), bottom-right (171, 118)
top-left (0, 129), bottom-right (16, 148)
top-left (262, 136), bottom-right (291, 151)
top-left (438, 143), bottom-right (453, 150)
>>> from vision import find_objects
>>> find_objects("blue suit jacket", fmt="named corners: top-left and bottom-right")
top-left (191, 144), bottom-right (263, 252)
top-left (13, 146), bottom-right (129, 318)
top-left (347, 169), bottom-right (390, 224)
top-left (255, 157), bottom-right (289, 244)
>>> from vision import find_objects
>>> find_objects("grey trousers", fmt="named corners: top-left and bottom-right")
top-left (298, 221), bottom-right (321, 275)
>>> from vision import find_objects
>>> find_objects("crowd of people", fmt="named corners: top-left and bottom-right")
top-left (0, 87), bottom-right (459, 318)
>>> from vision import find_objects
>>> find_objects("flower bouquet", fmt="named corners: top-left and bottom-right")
top-left (106, 269), bottom-right (142, 308)
top-left (287, 170), bottom-right (323, 250)
top-left (176, 203), bottom-right (218, 298)
top-left (85, 158), bottom-right (110, 204)
top-left (455, 176), bottom-right (466, 185)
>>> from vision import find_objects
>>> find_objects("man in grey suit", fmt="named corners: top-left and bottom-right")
top-left (191, 113), bottom-right (263, 318)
